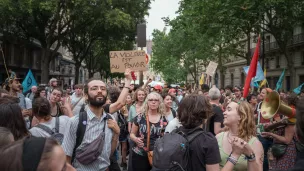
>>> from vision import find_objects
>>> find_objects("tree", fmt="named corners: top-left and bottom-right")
top-left (64, 0), bottom-right (152, 83)
top-left (258, 0), bottom-right (304, 88)
top-left (0, 0), bottom-right (152, 84)
top-left (0, 0), bottom-right (83, 83)
top-left (63, 0), bottom-right (133, 83)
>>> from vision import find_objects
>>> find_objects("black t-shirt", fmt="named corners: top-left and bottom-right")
top-left (208, 104), bottom-right (224, 135)
top-left (180, 127), bottom-right (221, 170)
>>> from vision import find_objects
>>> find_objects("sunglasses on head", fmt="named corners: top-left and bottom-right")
top-left (148, 99), bottom-right (159, 102)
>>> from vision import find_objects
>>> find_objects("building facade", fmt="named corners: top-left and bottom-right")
top-left (0, 38), bottom-right (88, 88)
top-left (214, 26), bottom-right (304, 91)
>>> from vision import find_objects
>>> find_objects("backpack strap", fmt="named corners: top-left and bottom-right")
top-left (182, 127), bottom-right (204, 143)
top-left (55, 117), bottom-right (60, 133)
top-left (71, 111), bottom-right (87, 162)
top-left (35, 124), bottom-right (54, 135)
top-left (171, 108), bottom-right (177, 118)
top-left (79, 104), bottom-right (86, 113)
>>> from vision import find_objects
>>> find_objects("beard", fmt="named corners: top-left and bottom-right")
top-left (88, 94), bottom-right (106, 107)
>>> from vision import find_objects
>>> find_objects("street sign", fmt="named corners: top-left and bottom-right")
top-left (109, 50), bottom-right (148, 73)
top-left (206, 61), bottom-right (218, 77)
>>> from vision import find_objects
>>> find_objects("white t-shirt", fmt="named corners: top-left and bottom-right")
top-left (165, 117), bottom-right (182, 133)
top-left (165, 111), bottom-right (175, 122)
top-left (29, 116), bottom-right (70, 138)
top-left (25, 97), bottom-right (32, 109)
top-left (70, 93), bottom-right (85, 116)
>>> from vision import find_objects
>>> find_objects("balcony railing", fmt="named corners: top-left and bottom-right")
top-left (251, 33), bottom-right (304, 56)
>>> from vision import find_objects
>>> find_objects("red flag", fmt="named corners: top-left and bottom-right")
top-left (146, 54), bottom-right (149, 64)
top-left (243, 37), bottom-right (261, 98)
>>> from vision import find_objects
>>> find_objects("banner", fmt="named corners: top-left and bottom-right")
top-left (109, 50), bottom-right (147, 73)
top-left (243, 37), bottom-right (260, 98)
top-left (275, 69), bottom-right (285, 91)
top-left (22, 70), bottom-right (37, 93)
top-left (260, 68), bottom-right (267, 88)
top-left (243, 62), bottom-right (264, 82)
top-left (293, 83), bottom-right (304, 94)
top-left (199, 73), bottom-right (205, 85)
top-left (206, 61), bottom-right (218, 77)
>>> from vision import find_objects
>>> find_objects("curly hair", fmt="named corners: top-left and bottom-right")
top-left (237, 101), bottom-right (256, 142)
top-left (141, 92), bottom-right (165, 116)
top-left (107, 86), bottom-right (121, 103)
top-left (178, 94), bottom-right (212, 129)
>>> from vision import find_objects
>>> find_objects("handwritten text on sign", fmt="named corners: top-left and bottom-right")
top-left (206, 61), bottom-right (218, 77)
top-left (110, 50), bottom-right (147, 73)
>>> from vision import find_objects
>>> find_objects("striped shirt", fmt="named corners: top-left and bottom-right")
top-left (62, 106), bottom-right (113, 171)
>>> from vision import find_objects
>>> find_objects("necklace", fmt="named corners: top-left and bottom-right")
top-left (227, 132), bottom-right (238, 144)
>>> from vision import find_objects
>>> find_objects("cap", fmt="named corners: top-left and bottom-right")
top-left (154, 85), bottom-right (162, 91)
top-left (2, 71), bottom-right (22, 88)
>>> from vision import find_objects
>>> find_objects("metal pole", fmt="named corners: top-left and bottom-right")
top-left (139, 47), bottom-right (144, 86)
top-left (262, 14), bottom-right (265, 70)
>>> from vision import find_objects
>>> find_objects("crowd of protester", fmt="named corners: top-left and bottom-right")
top-left (0, 69), bottom-right (304, 171)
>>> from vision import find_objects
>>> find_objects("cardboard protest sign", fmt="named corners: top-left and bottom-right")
top-left (110, 50), bottom-right (147, 73)
top-left (206, 61), bottom-right (218, 77)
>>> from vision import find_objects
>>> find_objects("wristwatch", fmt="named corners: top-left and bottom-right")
top-left (245, 152), bottom-right (256, 162)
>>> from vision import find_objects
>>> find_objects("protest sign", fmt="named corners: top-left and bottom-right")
top-left (110, 50), bottom-right (147, 73)
top-left (206, 61), bottom-right (218, 77)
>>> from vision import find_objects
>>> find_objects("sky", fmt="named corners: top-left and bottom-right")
top-left (146, 0), bottom-right (180, 39)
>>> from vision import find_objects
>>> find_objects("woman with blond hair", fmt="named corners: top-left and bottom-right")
top-left (217, 101), bottom-right (263, 171)
top-left (130, 92), bottom-right (167, 171)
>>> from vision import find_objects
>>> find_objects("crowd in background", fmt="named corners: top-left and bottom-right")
top-left (0, 69), bottom-right (304, 171)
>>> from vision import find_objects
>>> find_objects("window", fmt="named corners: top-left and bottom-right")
top-left (286, 76), bottom-right (290, 91)
top-left (300, 76), bottom-right (304, 86)
top-left (266, 36), bottom-right (271, 43)
top-left (230, 73), bottom-right (234, 86)
top-left (302, 51), bottom-right (304, 65)
top-left (276, 56), bottom-right (280, 68)
top-left (266, 58), bottom-right (270, 69)
top-left (241, 72), bottom-right (245, 85)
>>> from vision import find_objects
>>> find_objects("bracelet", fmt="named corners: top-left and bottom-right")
top-left (227, 156), bottom-right (238, 165)
top-left (245, 152), bottom-right (256, 162)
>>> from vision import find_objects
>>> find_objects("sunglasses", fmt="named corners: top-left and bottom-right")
top-left (148, 99), bottom-right (159, 102)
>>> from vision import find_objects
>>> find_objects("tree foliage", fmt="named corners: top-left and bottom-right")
top-left (0, 0), bottom-right (152, 83)
top-left (151, 0), bottom-right (304, 88)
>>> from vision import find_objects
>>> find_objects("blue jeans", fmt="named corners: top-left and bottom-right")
top-left (258, 135), bottom-right (273, 171)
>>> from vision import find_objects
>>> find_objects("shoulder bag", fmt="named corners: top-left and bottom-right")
top-left (146, 113), bottom-right (153, 166)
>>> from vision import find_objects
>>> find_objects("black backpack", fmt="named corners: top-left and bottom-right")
top-left (35, 117), bottom-right (64, 144)
top-left (152, 127), bottom-right (204, 171)
top-left (117, 110), bottom-right (128, 135)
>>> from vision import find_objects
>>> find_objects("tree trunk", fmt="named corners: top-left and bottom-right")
top-left (41, 49), bottom-right (51, 84)
top-left (218, 46), bottom-right (225, 88)
top-left (246, 32), bottom-right (251, 65)
top-left (89, 71), bottom-right (94, 78)
top-left (74, 62), bottom-right (81, 84)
